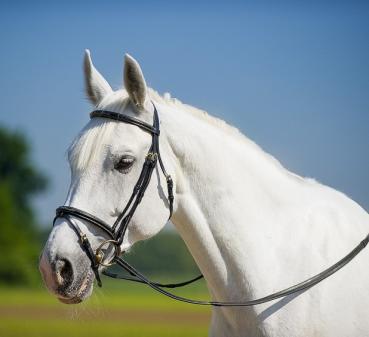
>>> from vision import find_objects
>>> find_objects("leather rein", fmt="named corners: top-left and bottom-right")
top-left (53, 102), bottom-right (369, 306)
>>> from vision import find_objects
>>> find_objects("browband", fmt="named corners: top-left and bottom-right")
top-left (91, 110), bottom-right (159, 135)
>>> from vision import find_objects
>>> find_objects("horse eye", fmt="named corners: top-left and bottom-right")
top-left (114, 155), bottom-right (135, 174)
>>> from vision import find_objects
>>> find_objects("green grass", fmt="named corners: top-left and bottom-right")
top-left (1, 320), bottom-right (208, 337)
top-left (0, 277), bottom-right (211, 337)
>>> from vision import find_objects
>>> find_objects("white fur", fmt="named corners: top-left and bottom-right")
top-left (42, 53), bottom-right (369, 336)
top-left (84, 50), bottom-right (113, 105)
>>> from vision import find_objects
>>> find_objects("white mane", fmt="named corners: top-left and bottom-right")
top-left (68, 90), bottom-right (130, 172)
top-left (69, 88), bottom-right (308, 184)
top-left (148, 89), bottom-right (245, 139)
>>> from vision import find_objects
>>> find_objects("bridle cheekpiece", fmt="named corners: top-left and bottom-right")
top-left (53, 102), bottom-right (173, 287)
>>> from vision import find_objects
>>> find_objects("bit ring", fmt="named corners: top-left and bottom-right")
top-left (95, 239), bottom-right (121, 267)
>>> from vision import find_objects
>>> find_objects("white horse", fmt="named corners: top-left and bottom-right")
top-left (39, 51), bottom-right (369, 337)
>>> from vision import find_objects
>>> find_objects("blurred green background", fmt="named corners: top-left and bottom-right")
top-left (0, 127), bottom-right (210, 335)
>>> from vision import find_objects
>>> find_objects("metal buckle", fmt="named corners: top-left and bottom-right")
top-left (95, 240), bottom-right (121, 267)
top-left (146, 152), bottom-right (158, 162)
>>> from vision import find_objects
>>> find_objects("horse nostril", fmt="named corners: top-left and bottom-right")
top-left (55, 258), bottom-right (73, 288)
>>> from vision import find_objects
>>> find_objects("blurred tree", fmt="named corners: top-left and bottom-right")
top-left (0, 126), bottom-right (48, 285)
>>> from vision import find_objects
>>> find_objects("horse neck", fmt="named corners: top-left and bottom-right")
top-left (159, 102), bottom-right (299, 303)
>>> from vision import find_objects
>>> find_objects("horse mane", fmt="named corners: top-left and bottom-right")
top-left (147, 88), bottom-right (245, 139)
top-left (68, 88), bottom-right (311, 184)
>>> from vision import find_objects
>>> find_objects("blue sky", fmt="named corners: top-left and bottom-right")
top-left (0, 1), bottom-right (368, 224)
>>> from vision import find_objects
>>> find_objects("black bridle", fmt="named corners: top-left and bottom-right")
top-left (53, 102), bottom-right (369, 306)
top-left (54, 103), bottom-right (174, 287)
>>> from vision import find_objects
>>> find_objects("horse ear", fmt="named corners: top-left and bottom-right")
top-left (124, 54), bottom-right (147, 109)
top-left (83, 49), bottom-right (113, 106)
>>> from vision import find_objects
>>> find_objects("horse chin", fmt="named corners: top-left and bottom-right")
top-left (57, 271), bottom-right (94, 304)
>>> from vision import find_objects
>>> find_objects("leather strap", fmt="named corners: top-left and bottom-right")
top-left (91, 110), bottom-right (159, 135)
top-left (62, 215), bottom-right (103, 287)
top-left (53, 102), bottom-right (369, 306)
top-left (102, 269), bottom-right (203, 289)
top-left (55, 206), bottom-right (114, 239)
top-left (108, 233), bottom-right (369, 306)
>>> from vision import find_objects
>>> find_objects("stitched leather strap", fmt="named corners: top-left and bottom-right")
top-left (91, 110), bottom-right (159, 135)
top-left (108, 233), bottom-right (369, 306)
